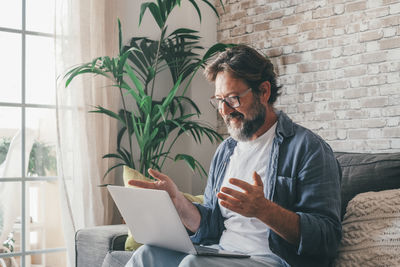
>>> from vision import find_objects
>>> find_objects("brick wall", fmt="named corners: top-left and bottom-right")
top-left (215, 0), bottom-right (400, 152)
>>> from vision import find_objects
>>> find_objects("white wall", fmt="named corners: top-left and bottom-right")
top-left (116, 0), bottom-right (218, 194)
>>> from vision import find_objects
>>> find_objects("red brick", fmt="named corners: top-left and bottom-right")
top-left (380, 16), bottom-right (400, 27)
top-left (308, 28), bottom-right (334, 40)
top-left (360, 30), bottom-right (384, 42)
top-left (266, 47), bottom-right (283, 57)
top-left (379, 37), bottom-right (400, 50)
top-left (344, 67), bottom-right (367, 77)
top-left (345, 1), bottom-right (367, 12)
top-left (365, 7), bottom-right (389, 18)
top-left (361, 52), bottom-right (387, 64)
top-left (328, 15), bottom-right (352, 27)
top-left (282, 54), bottom-right (302, 64)
top-left (328, 100), bottom-right (350, 110)
top-left (343, 44), bottom-right (365, 56)
top-left (254, 22), bottom-right (270, 31)
top-left (312, 50), bottom-right (332, 60)
top-left (231, 26), bottom-right (246, 37)
top-left (265, 10), bottom-right (284, 20)
top-left (232, 11), bottom-right (246, 20)
top-left (282, 14), bottom-right (304, 26)
top-left (360, 97), bottom-right (389, 108)
top-left (298, 63), bottom-right (319, 73)
top-left (268, 27), bottom-right (288, 37)
top-left (299, 21), bottom-right (317, 32)
top-left (327, 80), bottom-right (348, 90)
top-left (313, 7), bottom-right (334, 18)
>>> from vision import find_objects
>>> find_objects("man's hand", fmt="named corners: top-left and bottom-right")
top-left (128, 168), bottom-right (201, 232)
top-left (217, 171), bottom-right (301, 245)
top-left (128, 168), bottom-right (180, 200)
top-left (217, 171), bottom-right (266, 218)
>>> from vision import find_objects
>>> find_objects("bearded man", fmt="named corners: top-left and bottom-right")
top-left (125, 45), bottom-right (342, 267)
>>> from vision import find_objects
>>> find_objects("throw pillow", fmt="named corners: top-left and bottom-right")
top-left (334, 189), bottom-right (400, 266)
top-left (122, 166), bottom-right (203, 251)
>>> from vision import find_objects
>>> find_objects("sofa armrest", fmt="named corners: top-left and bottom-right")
top-left (75, 224), bottom-right (128, 267)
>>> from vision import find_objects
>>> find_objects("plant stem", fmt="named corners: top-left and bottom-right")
top-left (159, 132), bottom-right (181, 170)
top-left (149, 27), bottom-right (165, 99)
top-left (118, 83), bottom-right (133, 167)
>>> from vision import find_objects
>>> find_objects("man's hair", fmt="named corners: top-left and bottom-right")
top-left (204, 45), bottom-right (282, 104)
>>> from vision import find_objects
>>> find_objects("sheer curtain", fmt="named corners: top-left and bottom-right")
top-left (54, 0), bottom-right (119, 265)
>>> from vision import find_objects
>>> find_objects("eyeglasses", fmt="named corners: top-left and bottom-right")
top-left (209, 88), bottom-right (252, 110)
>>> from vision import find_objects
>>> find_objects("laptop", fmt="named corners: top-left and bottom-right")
top-left (107, 185), bottom-right (249, 258)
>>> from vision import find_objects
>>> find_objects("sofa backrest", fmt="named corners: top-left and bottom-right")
top-left (334, 152), bottom-right (400, 219)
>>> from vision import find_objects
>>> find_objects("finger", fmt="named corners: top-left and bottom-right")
top-left (148, 168), bottom-right (169, 181)
top-left (128, 179), bottom-right (156, 189)
top-left (219, 200), bottom-right (242, 214)
top-left (217, 192), bottom-right (242, 205)
top-left (253, 171), bottom-right (263, 186)
top-left (220, 187), bottom-right (247, 201)
top-left (228, 178), bottom-right (253, 192)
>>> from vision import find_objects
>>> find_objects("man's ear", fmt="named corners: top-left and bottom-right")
top-left (258, 81), bottom-right (271, 104)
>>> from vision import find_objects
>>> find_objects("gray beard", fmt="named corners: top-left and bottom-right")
top-left (225, 101), bottom-right (266, 142)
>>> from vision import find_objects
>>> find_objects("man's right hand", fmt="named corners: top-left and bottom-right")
top-left (128, 168), bottom-right (201, 232)
top-left (128, 168), bottom-right (180, 201)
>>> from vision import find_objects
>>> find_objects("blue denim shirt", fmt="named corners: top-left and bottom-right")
top-left (190, 111), bottom-right (342, 267)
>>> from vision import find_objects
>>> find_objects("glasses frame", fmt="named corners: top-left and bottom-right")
top-left (209, 88), bottom-right (252, 110)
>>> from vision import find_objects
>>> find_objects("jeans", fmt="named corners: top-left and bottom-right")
top-left (125, 245), bottom-right (284, 267)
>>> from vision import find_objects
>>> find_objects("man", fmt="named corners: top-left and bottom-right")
top-left (125, 45), bottom-right (342, 267)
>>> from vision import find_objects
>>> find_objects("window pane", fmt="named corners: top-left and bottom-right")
top-left (26, 35), bottom-right (56, 105)
top-left (0, 255), bottom-right (21, 267)
top-left (0, 0), bottom-right (21, 29)
top-left (0, 181), bottom-right (22, 253)
top-left (26, 108), bottom-right (57, 177)
top-left (26, 0), bottom-right (55, 34)
top-left (0, 32), bottom-right (21, 103)
top-left (0, 107), bottom-right (21, 178)
top-left (26, 181), bottom-right (65, 255)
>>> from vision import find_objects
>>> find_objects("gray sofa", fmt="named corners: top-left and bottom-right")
top-left (76, 152), bottom-right (400, 267)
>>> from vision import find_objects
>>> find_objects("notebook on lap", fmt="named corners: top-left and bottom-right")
top-left (107, 185), bottom-right (249, 258)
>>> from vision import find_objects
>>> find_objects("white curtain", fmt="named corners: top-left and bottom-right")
top-left (54, 1), bottom-right (119, 265)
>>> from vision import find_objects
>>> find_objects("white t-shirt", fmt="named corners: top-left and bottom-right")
top-left (218, 122), bottom-right (277, 255)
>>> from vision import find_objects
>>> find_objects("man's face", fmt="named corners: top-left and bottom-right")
top-left (214, 71), bottom-right (266, 142)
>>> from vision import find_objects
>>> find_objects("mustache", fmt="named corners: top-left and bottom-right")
top-left (226, 111), bottom-right (244, 121)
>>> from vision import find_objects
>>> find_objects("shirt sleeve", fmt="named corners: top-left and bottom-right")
top-left (294, 137), bottom-right (342, 257)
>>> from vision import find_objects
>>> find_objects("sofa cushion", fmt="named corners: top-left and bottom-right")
top-left (334, 189), bottom-right (400, 266)
top-left (102, 251), bottom-right (133, 267)
top-left (334, 152), bottom-right (400, 219)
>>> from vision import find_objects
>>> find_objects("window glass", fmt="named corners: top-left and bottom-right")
top-left (0, 0), bottom-right (21, 29)
top-left (26, 0), bottom-right (55, 34)
top-left (0, 107), bottom-right (21, 177)
top-left (26, 181), bottom-right (65, 257)
top-left (26, 35), bottom-right (56, 105)
top-left (25, 108), bottom-right (57, 177)
top-left (0, 32), bottom-right (21, 103)
top-left (0, 181), bottom-right (22, 253)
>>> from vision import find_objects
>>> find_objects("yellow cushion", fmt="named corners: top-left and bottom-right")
top-left (122, 166), bottom-right (204, 251)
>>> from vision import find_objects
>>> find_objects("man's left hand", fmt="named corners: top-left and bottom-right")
top-left (217, 171), bottom-right (266, 218)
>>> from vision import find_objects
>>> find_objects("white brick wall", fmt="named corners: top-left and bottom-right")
top-left (215, 0), bottom-right (400, 152)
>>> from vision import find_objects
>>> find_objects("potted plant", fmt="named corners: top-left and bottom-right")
top-left (64, 0), bottom-right (232, 179)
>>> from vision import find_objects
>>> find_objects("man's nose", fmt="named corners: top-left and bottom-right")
top-left (219, 101), bottom-right (235, 116)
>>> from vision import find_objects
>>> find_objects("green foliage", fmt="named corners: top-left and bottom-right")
top-left (28, 141), bottom-right (57, 176)
top-left (0, 137), bottom-right (11, 165)
top-left (64, 0), bottom-right (233, 179)
top-left (0, 137), bottom-right (56, 176)
top-left (2, 232), bottom-right (15, 252)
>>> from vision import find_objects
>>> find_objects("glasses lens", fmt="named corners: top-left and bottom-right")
top-left (210, 98), bottom-right (220, 109)
top-left (226, 97), bottom-right (239, 108)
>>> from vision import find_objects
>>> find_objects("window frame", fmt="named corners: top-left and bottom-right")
top-left (0, 0), bottom-right (66, 265)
